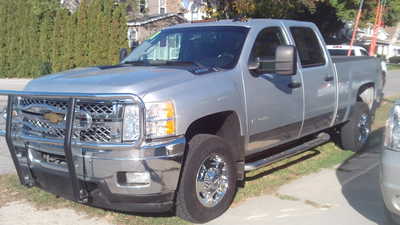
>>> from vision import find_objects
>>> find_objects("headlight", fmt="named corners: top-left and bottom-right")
top-left (145, 101), bottom-right (175, 139)
top-left (385, 103), bottom-right (400, 151)
top-left (123, 104), bottom-right (140, 142)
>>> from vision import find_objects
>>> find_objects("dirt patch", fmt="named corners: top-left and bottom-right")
top-left (0, 201), bottom-right (111, 225)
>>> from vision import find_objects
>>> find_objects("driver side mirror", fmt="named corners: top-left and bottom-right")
top-left (119, 48), bottom-right (128, 63)
top-left (249, 45), bottom-right (298, 76)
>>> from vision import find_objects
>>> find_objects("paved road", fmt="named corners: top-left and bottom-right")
top-left (0, 79), bottom-right (30, 174)
top-left (384, 70), bottom-right (400, 97)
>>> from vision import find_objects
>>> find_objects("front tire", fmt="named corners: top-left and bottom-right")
top-left (338, 102), bottom-right (371, 152)
top-left (176, 134), bottom-right (237, 223)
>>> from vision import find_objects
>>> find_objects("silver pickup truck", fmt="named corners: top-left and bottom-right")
top-left (0, 19), bottom-right (383, 223)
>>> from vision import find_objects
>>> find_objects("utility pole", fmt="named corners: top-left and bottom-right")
top-left (369, 0), bottom-right (386, 56)
top-left (348, 0), bottom-right (365, 56)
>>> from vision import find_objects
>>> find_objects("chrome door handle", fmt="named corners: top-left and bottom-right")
top-left (324, 76), bottom-right (334, 82)
top-left (288, 82), bottom-right (302, 89)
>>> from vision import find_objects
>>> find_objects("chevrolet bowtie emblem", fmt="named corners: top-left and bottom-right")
top-left (43, 112), bottom-right (64, 124)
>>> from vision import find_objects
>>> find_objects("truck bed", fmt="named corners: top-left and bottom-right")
top-left (332, 55), bottom-right (382, 122)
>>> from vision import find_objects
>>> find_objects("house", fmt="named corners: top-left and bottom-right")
top-left (376, 24), bottom-right (400, 59)
top-left (127, 0), bottom-right (210, 48)
top-left (60, 0), bottom-right (205, 49)
top-left (357, 23), bottom-right (400, 59)
top-left (181, 0), bottom-right (207, 21)
top-left (127, 13), bottom-right (187, 48)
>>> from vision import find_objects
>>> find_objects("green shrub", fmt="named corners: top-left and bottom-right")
top-left (0, 0), bottom-right (128, 78)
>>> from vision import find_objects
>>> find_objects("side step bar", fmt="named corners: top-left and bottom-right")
top-left (244, 133), bottom-right (331, 172)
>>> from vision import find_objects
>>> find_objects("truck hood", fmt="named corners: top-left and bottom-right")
top-left (25, 65), bottom-right (196, 97)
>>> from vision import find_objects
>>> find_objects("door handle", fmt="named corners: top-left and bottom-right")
top-left (288, 82), bottom-right (302, 89)
top-left (324, 76), bottom-right (334, 82)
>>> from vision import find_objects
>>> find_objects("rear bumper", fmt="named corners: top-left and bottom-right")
top-left (381, 148), bottom-right (400, 218)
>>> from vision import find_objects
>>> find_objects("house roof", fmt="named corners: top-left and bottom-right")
top-left (127, 13), bottom-right (187, 26)
top-left (385, 24), bottom-right (400, 44)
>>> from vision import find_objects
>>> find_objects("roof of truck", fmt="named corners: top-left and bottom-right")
top-left (165, 19), bottom-right (315, 30)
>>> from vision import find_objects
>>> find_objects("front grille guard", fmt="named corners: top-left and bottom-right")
top-left (0, 90), bottom-right (145, 203)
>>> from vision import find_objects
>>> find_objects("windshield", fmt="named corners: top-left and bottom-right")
top-left (123, 26), bottom-right (249, 70)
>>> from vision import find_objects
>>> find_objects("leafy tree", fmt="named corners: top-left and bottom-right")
top-left (205, 0), bottom-right (400, 43)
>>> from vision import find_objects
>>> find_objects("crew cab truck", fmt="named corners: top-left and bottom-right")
top-left (0, 19), bottom-right (382, 223)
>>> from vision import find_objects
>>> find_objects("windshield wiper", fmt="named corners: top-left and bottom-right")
top-left (164, 60), bottom-right (201, 67)
top-left (122, 60), bottom-right (148, 66)
top-left (164, 61), bottom-right (220, 73)
top-left (123, 60), bottom-right (221, 74)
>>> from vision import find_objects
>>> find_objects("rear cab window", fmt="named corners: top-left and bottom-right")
top-left (290, 27), bottom-right (326, 68)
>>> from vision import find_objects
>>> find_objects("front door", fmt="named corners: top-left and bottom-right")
top-left (244, 26), bottom-right (304, 154)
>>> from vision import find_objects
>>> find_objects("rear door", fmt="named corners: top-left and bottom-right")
top-left (288, 26), bottom-right (337, 135)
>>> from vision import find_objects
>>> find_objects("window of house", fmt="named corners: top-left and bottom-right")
top-left (290, 27), bottom-right (326, 68)
top-left (159, 0), bottom-right (166, 14)
top-left (139, 0), bottom-right (147, 13)
top-left (128, 28), bottom-right (138, 48)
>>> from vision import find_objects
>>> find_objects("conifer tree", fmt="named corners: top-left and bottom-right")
top-left (110, 2), bottom-right (128, 64)
top-left (75, 0), bottom-right (90, 67)
top-left (63, 12), bottom-right (77, 70)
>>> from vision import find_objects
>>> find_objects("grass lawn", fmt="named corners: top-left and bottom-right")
top-left (0, 96), bottom-right (396, 225)
top-left (388, 63), bottom-right (400, 71)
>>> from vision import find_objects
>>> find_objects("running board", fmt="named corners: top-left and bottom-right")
top-left (244, 133), bottom-right (331, 172)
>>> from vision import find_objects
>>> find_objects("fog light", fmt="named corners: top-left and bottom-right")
top-left (125, 172), bottom-right (150, 186)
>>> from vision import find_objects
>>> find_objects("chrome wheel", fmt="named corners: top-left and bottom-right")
top-left (196, 153), bottom-right (229, 208)
top-left (358, 113), bottom-right (370, 145)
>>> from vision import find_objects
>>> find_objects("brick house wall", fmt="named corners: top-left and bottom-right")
top-left (127, 14), bottom-right (187, 48)
top-left (167, 0), bottom-right (182, 14)
top-left (145, 0), bottom-right (182, 15)
top-left (136, 16), bottom-right (184, 42)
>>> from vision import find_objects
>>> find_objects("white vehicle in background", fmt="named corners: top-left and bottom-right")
top-left (327, 45), bottom-right (370, 57)
top-left (328, 44), bottom-right (387, 90)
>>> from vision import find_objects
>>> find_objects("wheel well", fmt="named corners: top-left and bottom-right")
top-left (357, 83), bottom-right (375, 110)
top-left (185, 111), bottom-right (245, 172)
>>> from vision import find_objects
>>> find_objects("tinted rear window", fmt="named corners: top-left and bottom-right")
top-left (290, 27), bottom-right (326, 68)
top-left (329, 49), bottom-right (355, 56)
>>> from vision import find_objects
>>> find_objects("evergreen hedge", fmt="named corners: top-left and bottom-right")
top-left (0, 0), bottom-right (128, 78)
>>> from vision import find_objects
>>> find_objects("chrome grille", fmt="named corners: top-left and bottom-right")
top-left (20, 98), bottom-right (115, 116)
top-left (20, 97), bottom-right (122, 143)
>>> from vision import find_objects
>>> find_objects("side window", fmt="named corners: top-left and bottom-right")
top-left (249, 27), bottom-right (286, 63)
top-left (290, 27), bottom-right (326, 68)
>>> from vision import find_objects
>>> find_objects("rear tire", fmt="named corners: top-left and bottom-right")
top-left (176, 134), bottom-right (237, 223)
top-left (385, 205), bottom-right (400, 225)
top-left (338, 102), bottom-right (371, 152)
